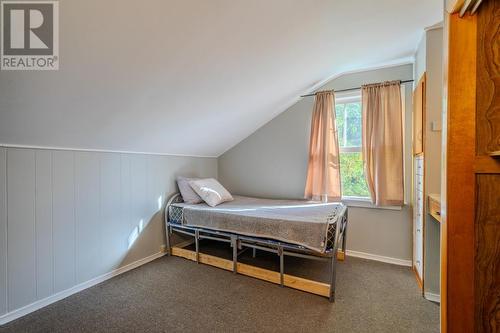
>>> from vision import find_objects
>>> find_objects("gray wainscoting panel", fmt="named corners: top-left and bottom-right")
top-left (0, 147), bottom-right (217, 317)
top-left (149, 156), bottom-right (168, 247)
top-left (119, 154), bottom-right (132, 254)
top-left (52, 151), bottom-right (76, 293)
top-left (0, 148), bottom-right (7, 315)
top-left (35, 150), bottom-right (53, 300)
top-left (75, 152), bottom-right (101, 283)
top-left (7, 149), bottom-right (36, 311)
top-left (127, 155), bottom-right (148, 263)
top-left (100, 153), bottom-right (122, 274)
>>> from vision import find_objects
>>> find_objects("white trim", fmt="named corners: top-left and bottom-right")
top-left (342, 198), bottom-right (403, 211)
top-left (0, 144), bottom-right (217, 159)
top-left (339, 147), bottom-right (362, 153)
top-left (335, 90), bottom-right (361, 104)
top-left (424, 292), bottom-right (441, 303)
top-left (0, 247), bottom-right (414, 325)
top-left (346, 250), bottom-right (412, 267)
top-left (3, 61), bottom-right (415, 159)
top-left (218, 57), bottom-right (415, 156)
top-left (306, 57), bottom-right (415, 96)
top-left (414, 22), bottom-right (443, 58)
top-left (0, 251), bottom-right (165, 326)
top-left (425, 22), bottom-right (444, 31)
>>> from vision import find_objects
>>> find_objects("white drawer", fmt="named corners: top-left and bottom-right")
top-left (415, 176), bottom-right (424, 192)
top-left (415, 192), bottom-right (423, 211)
top-left (415, 257), bottom-right (423, 278)
top-left (415, 210), bottom-right (423, 227)
top-left (415, 231), bottom-right (423, 277)
top-left (415, 230), bottom-right (423, 255)
top-left (415, 226), bottom-right (423, 239)
top-left (415, 157), bottom-right (424, 175)
top-left (415, 212), bottom-right (423, 228)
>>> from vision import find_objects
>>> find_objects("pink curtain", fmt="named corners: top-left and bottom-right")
top-left (361, 81), bottom-right (404, 206)
top-left (304, 91), bottom-right (342, 202)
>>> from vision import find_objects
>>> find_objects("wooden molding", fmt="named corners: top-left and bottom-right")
top-left (441, 12), bottom-right (477, 333)
top-left (413, 265), bottom-right (423, 290)
top-left (413, 74), bottom-right (426, 155)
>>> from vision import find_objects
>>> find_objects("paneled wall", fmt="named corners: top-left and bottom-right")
top-left (0, 147), bottom-right (217, 317)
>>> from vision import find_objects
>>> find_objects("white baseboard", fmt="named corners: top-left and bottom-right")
top-left (345, 250), bottom-right (412, 267)
top-left (0, 247), bottom-right (414, 325)
top-left (424, 292), bottom-right (441, 303)
top-left (0, 251), bottom-right (165, 326)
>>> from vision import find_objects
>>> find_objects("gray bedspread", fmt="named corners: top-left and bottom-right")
top-left (172, 195), bottom-right (345, 253)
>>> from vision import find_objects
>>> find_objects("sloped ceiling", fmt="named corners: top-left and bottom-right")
top-left (0, 0), bottom-right (442, 157)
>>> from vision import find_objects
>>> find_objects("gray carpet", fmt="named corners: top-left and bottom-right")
top-left (0, 241), bottom-right (439, 333)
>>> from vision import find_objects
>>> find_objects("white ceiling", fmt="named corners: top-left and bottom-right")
top-left (0, 0), bottom-right (442, 157)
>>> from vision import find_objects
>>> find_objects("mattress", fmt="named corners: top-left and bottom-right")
top-left (168, 195), bottom-right (345, 253)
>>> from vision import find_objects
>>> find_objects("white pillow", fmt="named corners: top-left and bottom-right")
top-left (188, 178), bottom-right (233, 207)
top-left (176, 176), bottom-right (203, 204)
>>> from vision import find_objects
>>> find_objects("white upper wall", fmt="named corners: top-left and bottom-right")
top-left (0, 0), bottom-right (442, 157)
top-left (414, 34), bottom-right (427, 82)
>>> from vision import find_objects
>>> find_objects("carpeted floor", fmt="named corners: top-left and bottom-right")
top-left (0, 241), bottom-right (439, 333)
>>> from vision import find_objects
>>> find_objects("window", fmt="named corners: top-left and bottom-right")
top-left (335, 91), bottom-right (370, 199)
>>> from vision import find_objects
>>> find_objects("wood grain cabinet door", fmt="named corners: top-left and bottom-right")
top-left (443, 1), bottom-right (500, 332)
top-left (475, 1), bottom-right (500, 332)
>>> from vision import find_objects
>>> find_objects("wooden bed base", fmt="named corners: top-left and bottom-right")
top-left (170, 244), bottom-right (345, 298)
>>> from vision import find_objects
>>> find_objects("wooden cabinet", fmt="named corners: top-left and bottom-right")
top-left (413, 74), bottom-right (425, 155)
top-left (441, 3), bottom-right (500, 330)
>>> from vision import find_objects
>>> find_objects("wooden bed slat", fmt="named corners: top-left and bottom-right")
top-left (170, 246), bottom-right (331, 297)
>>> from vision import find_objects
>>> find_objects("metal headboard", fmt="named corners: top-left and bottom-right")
top-left (165, 192), bottom-right (183, 223)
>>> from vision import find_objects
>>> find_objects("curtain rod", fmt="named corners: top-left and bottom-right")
top-left (300, 79), bottom-right (414, 98)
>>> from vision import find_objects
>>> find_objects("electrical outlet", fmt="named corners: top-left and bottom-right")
top-left (160, 245), bottom-right (166, 253)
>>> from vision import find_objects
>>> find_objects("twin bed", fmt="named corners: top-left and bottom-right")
top-left (164, 193), bottom-right (348, 301)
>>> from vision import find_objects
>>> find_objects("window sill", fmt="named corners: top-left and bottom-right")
top-left (341, 197), bottom-right (403, 211)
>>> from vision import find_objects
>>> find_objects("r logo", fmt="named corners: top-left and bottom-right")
top-left (1, 1), bottom-right (58, 70)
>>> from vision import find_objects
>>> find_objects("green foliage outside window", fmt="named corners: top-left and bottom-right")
top-left (335, 100), bottom-right (370, 198)
top-left (339, 152), bottom-right (370, 197)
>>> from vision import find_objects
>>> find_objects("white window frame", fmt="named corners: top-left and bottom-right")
top-left (335, 91), bottom-right (370, 202)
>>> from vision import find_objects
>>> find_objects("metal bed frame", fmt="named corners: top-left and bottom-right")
top-left (164, 193), bottom-right (348, 302)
